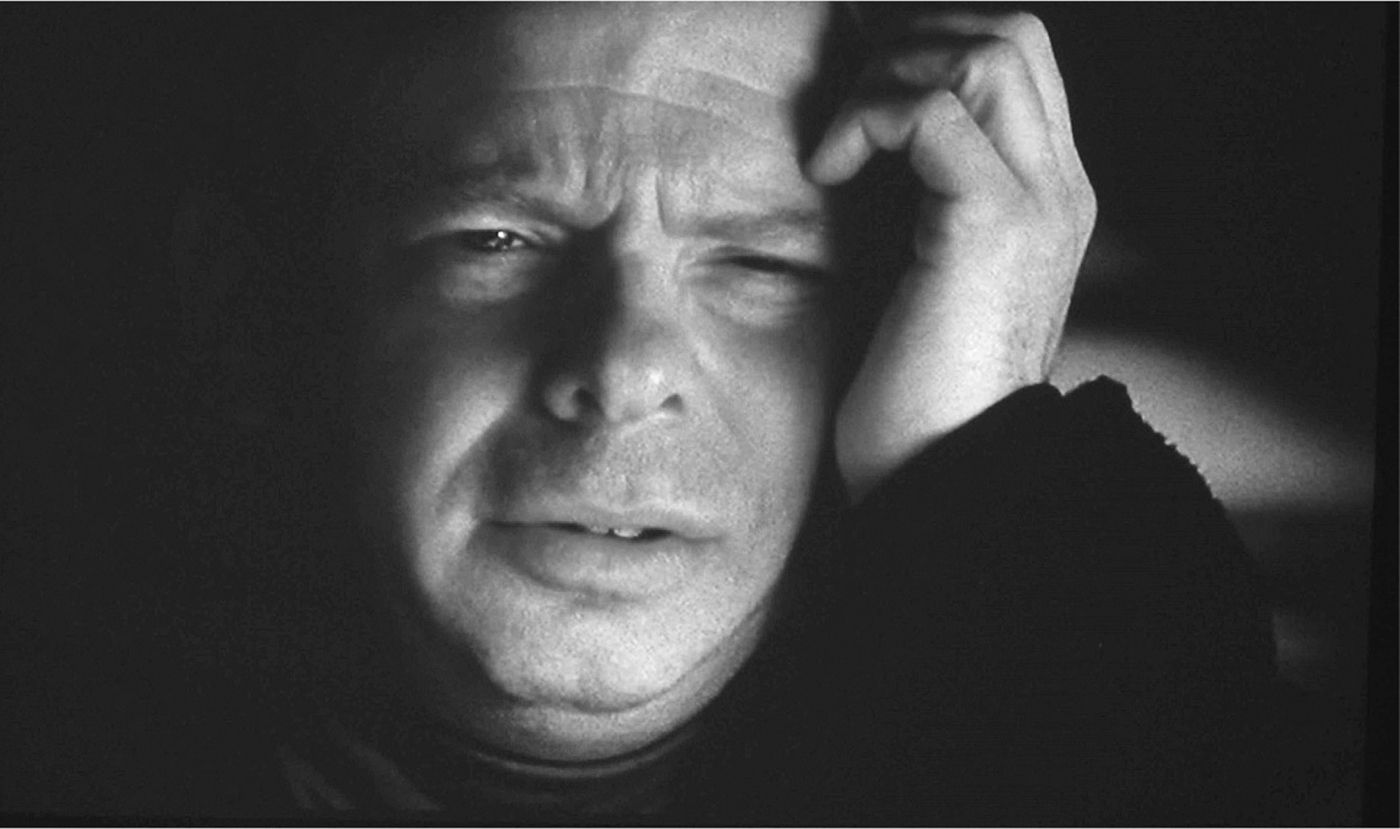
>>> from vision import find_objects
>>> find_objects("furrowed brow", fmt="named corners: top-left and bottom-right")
top-left (693, 208), bottom-right (832, 248)
top-left (404, 164), bottom-right (582, 226)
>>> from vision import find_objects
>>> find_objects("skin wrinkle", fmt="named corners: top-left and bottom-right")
top-left (435, 91), bottom-right (809, 202)
top-left (352, 4), bottom-right (836, 762)
top-left (490, 4), bottom-right (821, 99)
top-left (490, 76), bottom-right (791, 142)
top-left (315, 0), bottom-right (1104, 783)
top-left (396, 192), bottom-right (832, 270)
top-left (360, 69), bottom-right (824, 254)
top-left (343, 5), bottom-right (823, 214)
top-left (385, 96), bottom-right (832, 266)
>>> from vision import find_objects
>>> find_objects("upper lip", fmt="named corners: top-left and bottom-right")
top-left (493, 499), bottom-right (719, 540)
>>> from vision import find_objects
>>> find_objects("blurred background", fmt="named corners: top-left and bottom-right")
top-left (2, 4), bottom-right (1392, 820)
top-left (1042, 0), bottom-right (1386, 771)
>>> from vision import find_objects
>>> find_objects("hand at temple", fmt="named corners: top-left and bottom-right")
top-left (809, 12), bottom-right (1097, 501)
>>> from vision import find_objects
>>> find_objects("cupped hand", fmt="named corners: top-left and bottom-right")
top-left (808, 12), bottom-right (1097, 502)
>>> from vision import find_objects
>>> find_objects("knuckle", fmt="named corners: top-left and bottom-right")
top-left (1064, 162), bottom-right (1097, 217)
top-left (994, 12), bottom-right (1050, 47)
top-left (1078, 176), bottom-right (1098, 214)
top-left (1044, 177), bottom-right (1097, 249)
top-left (1078, 181), bottom-right (1099, 235)
top-left (954, 37), bottom-right (1030, 92)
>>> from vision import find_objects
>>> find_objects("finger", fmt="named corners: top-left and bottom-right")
top-left (807, 90), bottom-right (1018, 203)
top-left (883, 39), bottom-right (1058, 186)
top-left (804, 99), bottom-right (884, 186)
top-left (910, 12), bottom-right (1077, 170)
top-left (812, 23), bottom-right (1060, 191)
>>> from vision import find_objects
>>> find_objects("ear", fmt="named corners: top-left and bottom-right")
top-left (167, 181), bottom-right (279, 431)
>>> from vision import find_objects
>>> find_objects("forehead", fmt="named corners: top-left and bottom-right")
top-left (481, 3), bottom-right (829, 115)
top-left (360, 4), bottom-right (833, 192)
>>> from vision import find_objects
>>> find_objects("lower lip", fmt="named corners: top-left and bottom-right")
top-left (481, 523), bottom-right (701, 597)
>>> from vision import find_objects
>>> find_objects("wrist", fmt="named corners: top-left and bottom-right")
top-left (836, 369), bottom-right (1032, 503)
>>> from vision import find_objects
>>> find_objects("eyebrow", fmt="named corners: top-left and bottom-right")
top-left (423, 167), bottom-right (831, 248)
top-left (690, 208), bottom-right (832, 248)
top-left (382, 187), bottom-right (546, 249)
top-left (411, 170), bottom-right (584, 227)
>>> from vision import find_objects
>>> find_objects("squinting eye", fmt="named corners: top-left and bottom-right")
top-left (697, 254), bottom-right (830, 325)
top-left (726, 256), bottom-right (830, 293)
top-left (728, 255), bottom-right (819, 279)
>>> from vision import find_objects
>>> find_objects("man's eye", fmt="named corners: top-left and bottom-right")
top-left (453, 229), bottom-right (529, 254)
top-left (724, 255), bottom-right (830, 294)
top-left (698, 254), bottom-right (830, 324)
top-left (727, 255), bottom-right (822, 280)
top-left (398, 228), bottom-right (546, 305)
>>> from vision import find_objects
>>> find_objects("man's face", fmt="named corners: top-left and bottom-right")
top-left (348, 3), bottom-right (836, 758)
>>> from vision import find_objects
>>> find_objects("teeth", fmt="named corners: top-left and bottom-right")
top-left (577, 524), bottom-right (646, 539)
top-left (577, 525), bottom-right (646, 539)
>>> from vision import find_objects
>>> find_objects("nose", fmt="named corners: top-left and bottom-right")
top-left (537, 261), bottom-right (691, 426)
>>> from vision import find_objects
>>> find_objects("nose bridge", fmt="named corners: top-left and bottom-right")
top-left (600, 278), bottom-right (685, 415)
top-left (538, 229), bottom-right (690, 425)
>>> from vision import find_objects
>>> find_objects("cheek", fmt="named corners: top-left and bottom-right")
top-left (702, 314), bottom-right (834, 536)
top-left (719, 314), bottom-right (831, 446)
top-left (354, 306), bottom-right (527, 543)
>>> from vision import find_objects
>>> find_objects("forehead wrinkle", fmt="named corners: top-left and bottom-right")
top-left (489, 3), bottom-right (824, 92)
top-left (370, 5), bottom-right (831, 206)
top-left (484, 3), bottom-right (825, 134)
top-left (493, 83), bottom-right (797, 151)
top-left (413, 92), bottom-right (628, 225)
top-left (423, 85), bottom-right (817, 218)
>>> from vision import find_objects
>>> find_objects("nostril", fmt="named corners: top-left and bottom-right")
top-left (545, 380), bottom-right (683, 425)
top-left (658, 392), bottom-right (684, 415)
top-left (536, 310), bottom-right (691, 425)
top-left (573, 387), bottom-right (602, 415)
top-left (541, 384), bottom-right (601, 423)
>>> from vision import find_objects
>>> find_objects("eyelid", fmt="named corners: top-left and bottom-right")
top-left (394, 206), bottom-right (558, 248)
top-left (712, 246), bottom-right (831, 278)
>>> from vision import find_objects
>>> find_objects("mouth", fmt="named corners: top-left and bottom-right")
top-left (495, 500), bottom-right (717, 543)
top-left (481, 506), bottom-right (715, 596)
top-left (543, 522), bottom-right (671, 542)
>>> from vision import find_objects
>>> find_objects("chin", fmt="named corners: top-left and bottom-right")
top-left (471, 607), bottom-right (734, 716)
top-left (489, 648), bottom-right (686, 716)
top-left (408, 606), bottom-right (762, 760)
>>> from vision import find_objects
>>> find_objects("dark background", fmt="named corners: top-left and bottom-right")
top-left (2, 4), bottom-right (1393, 820)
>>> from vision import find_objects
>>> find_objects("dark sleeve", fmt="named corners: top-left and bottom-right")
top-left (823, 377), bottom-right (1285, 823)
